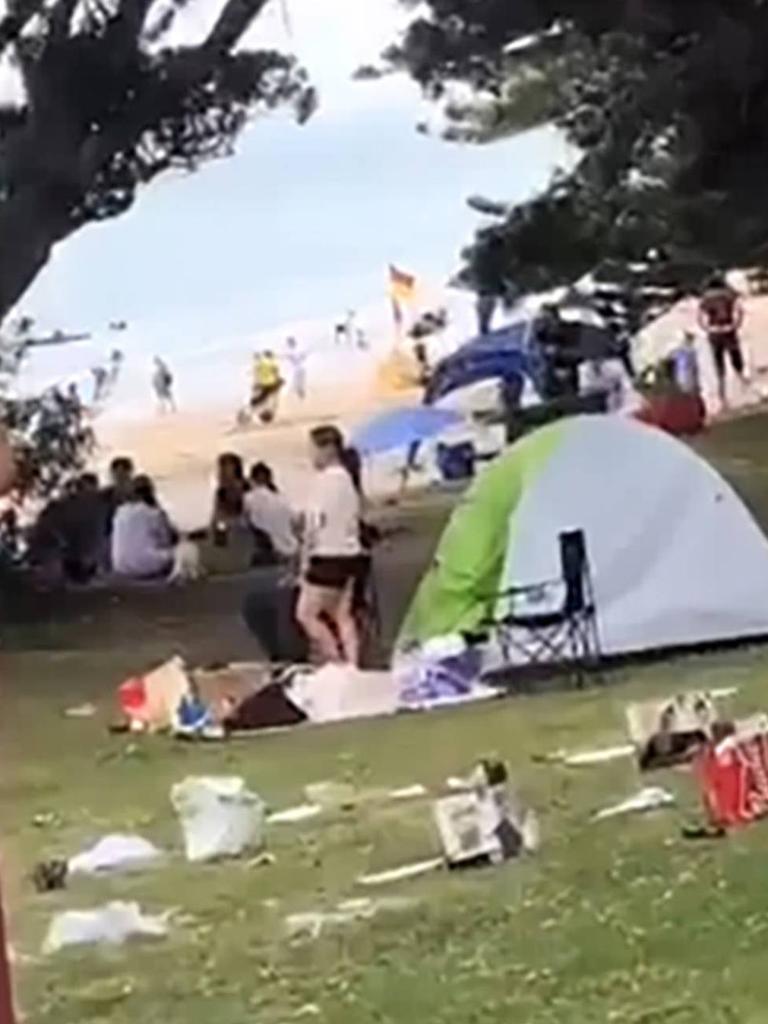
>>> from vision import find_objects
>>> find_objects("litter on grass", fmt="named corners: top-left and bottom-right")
top-left (267, 804), bottom-right (323, 825)
top-left (68, 835), bottom-right (163, 876)
top-left (388, 784), bottom-right (429, 800)
top-left (435, 759), bottom-right (538, 865)
top-left (43, 902), bottom-right (169, 954)
top-left (285, 897), bottom-right (417, 940)
top-left (548, 745), bottom-right (634, 770)
top-left (357, 858), bottom-right (444, 887)
top-left (171, 776), bottom-right (265, 862)
top-left (626, 690), bottom-right (736, 771)
top-left (593, 786), bottom-right (676, 822)
top-left (304, 781), bottom-right (357, 808)
top-left (64, 703), bottom-right (96, 719)
top-left (694, 716), bottom-right (768, 829)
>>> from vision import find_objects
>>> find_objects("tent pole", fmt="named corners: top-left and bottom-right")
top-left (0, 876), bottom-right (16, 1024)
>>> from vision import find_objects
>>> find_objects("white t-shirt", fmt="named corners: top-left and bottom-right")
top-left (111, 503), bottom-right (174, 578)
top-left (244, 487), bottom-right (297, 558)
top-left (305, 464), bottom-right (361, 558)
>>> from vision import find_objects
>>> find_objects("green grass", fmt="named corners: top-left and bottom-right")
top-left (6, 411), bottom-right (768, 1024)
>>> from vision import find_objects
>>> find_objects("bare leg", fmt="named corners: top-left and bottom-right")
top-left (296, 584), bottom-right (342, 663)
top-left (334, 581), bottom-right (360, 666)
top-left (717, 372), bottom-right (727, 408)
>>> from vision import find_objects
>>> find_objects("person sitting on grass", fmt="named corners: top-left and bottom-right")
top-left (211, 453), bottom-right (249, 528)
top-left (111, 475), bottom-right (177, 579)
top-left (245, 461), bottom-right (298, 565)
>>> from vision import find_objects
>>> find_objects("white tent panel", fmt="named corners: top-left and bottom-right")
top-left (503, 417), bottom-right (768, 655)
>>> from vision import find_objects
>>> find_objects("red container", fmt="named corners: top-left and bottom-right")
top-left (695, 733), bottom-right (768, 828)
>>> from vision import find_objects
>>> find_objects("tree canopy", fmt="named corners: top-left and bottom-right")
top-left (0, 0), bottom-right (314, 323)
top-left (390, 1), bottom-right (768, 296)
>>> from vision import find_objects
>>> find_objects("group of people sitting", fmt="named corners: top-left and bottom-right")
top-left (25, 457), bottom-right (176, 584)
top-left (19, 423), bottom-right (374, 665)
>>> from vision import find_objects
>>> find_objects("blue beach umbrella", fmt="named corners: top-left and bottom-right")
top-left (352, 405), bottom-right (463, 455)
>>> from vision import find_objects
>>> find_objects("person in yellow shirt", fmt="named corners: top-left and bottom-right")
top-left (250, 350), bottom-right (283, 424)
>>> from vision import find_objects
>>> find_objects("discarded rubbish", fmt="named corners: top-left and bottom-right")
top-left (68, 835), bottom-right (163, 876)
top-left (304, 781), bottom-right (357, 809)
top-left (64, 703), bottom-right (97, 719)
top-left (388, 784), bottom-right (429, 800)
top-left (434, 759), bottom-right (536, 866)
top-left (118, 656), bottom-right (191, 733)
top-left (592, 786), bottom-right (676, 822)
top-left (171, 776), bottom-right (265, 862)
top-left (173, 693), bottom-right (214, 736)
top-left (285, 897), bottom-right (416, 940)
top-left (43, 901), bottom-right (169, 954)
top-left (694, 718), bottom-right (768, 829)
top-left (267, 804), bottom-right (323, 825)
top-left (563, 744), bottom-right (635, 767)
top-left (32, 859), bottom-right (68, 893)
top-left (288, 663), bottom-right (399, 724)
top-left (357, 858), bottom-right (444, 887)
top-left (626, 691), bottom-right (730, 771)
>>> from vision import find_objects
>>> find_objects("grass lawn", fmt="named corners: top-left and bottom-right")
top-left (5, 412), bottom-right (768, 1024)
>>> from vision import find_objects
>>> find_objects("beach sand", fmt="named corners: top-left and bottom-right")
top-left (93, 292), bottom-right (768, 532)
top-left (96, 368), bottom-right (425, 531)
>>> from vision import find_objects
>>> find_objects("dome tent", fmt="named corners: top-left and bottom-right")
top-left (398, 416), bottom-right (768, 659)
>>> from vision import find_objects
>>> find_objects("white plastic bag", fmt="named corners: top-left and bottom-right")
top-left (43, 901), bottom-right (168, 954)
top-left (68, 835), bottom-right (163, 876)
top-left (171, 776), bottom-right (264, 862)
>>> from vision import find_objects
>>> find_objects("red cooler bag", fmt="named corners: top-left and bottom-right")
top-left (695, 733), bottom-right (768, 828)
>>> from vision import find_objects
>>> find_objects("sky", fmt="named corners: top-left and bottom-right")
top-left (10, 0), bottom-right (569, 399)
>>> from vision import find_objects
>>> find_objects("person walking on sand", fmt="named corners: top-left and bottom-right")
top-left (296, 425), bottom-right (363, 665)
top-left (153, 356), bottom-right (176, 414)
top-left (285, 337), bottom-right (308, 401)
top-left (698, 274), bottom-right (747, 408)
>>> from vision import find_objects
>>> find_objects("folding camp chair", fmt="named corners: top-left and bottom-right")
top-left (490, 529), bottom-right (602, 687)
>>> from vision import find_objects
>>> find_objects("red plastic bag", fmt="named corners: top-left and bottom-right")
top-left (118, 677), bottom-right (147, 722)
top-left (695, 733), bottom-right (768, 828)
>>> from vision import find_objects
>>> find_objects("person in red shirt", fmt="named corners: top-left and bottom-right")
top-left (698, 273), bottom-right (747, 407)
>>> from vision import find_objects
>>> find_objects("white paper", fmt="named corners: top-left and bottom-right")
top-left (68, 835), bottom-right (163, 876)
top-left (357, 858), bottom-right (443, 887)
top-left (593, 786), bottom-right (675, 822)
top-left (43, 902), bottom-right (168, 953)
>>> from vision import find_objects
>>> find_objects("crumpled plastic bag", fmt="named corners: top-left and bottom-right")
top-left (171, 776), bottom-right (264, 862)
top-left (68, 835), bottom-right (163, 876)
top-left (42, 901), bottom-right (169, 954)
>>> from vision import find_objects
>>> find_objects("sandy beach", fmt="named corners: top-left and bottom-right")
top-left (95, 367), bottom-right (427, 531)
top-left (89, 291), bottom-right (768, 533)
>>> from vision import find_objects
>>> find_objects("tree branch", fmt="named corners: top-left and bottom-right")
top-left (48, 0), bottom-right (81, 40)
top-left (203, 0), bottom-right (271, 57)
top-left (113, 0), bottom-right (159, 41)
top-left (0, 0), bottom-right (46, 54)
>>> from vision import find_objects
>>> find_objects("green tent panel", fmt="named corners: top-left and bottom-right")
top-left (398, 420), bottom-right (567, 647)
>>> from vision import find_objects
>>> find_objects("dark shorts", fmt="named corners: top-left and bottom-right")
top-left (305, 555), bottom-right (365, 590)
top-left (709, 332), bottom-right (744, 377)
top-left (250, 382), bottom-right (282, 409)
